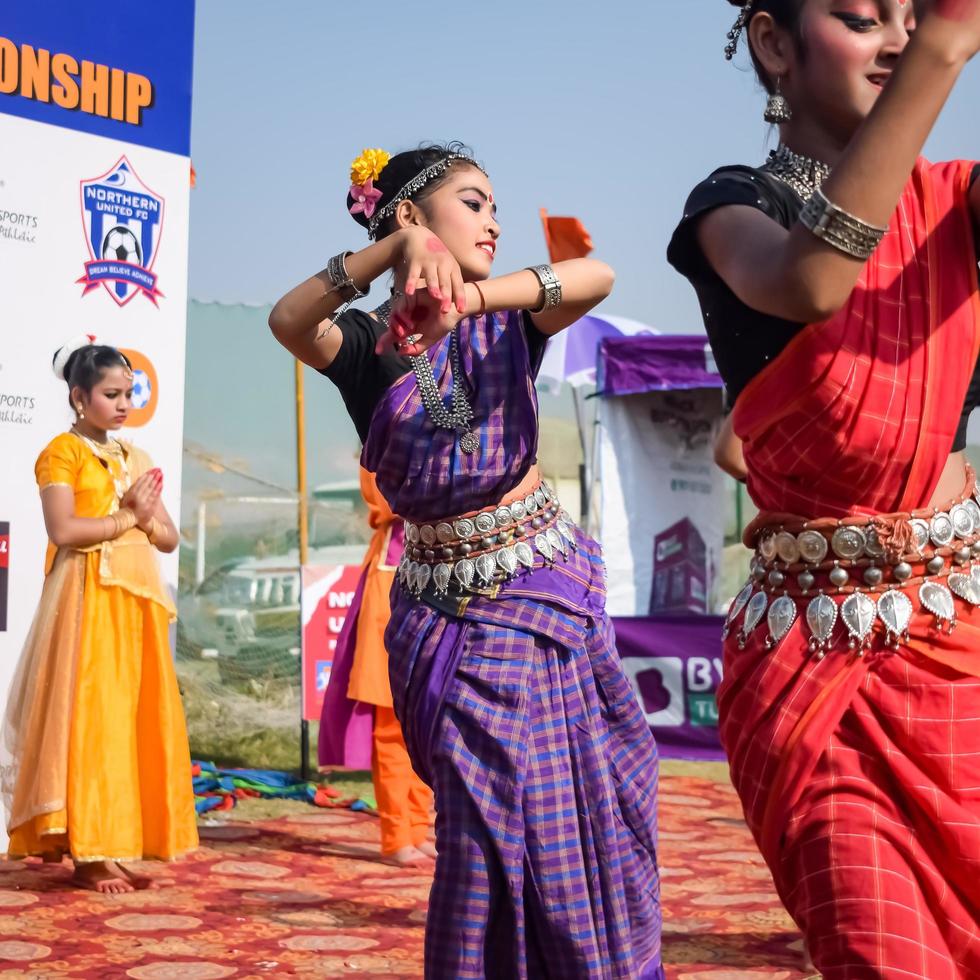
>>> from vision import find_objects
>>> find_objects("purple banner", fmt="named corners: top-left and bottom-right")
top-left (613, 614), bottom-right (725, 761)
top-left (598, 335), bottom-right (723, 397)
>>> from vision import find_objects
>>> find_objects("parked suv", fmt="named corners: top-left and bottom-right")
top-left (177, 546), bottom-right (365, 685)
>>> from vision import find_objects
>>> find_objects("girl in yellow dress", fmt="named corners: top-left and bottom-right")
top-left (1, 337), bottom-right (198, 893)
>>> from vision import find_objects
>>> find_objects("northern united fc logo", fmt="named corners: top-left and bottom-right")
top-left (77, 156), bottom-right (165, 307)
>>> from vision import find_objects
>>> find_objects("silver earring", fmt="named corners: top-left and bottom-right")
top-left (75, 404), bottom-right (85, 420)
top-left (764, 78), bottom-right (792, 124)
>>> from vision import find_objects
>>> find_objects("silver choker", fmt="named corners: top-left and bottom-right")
top-left (762, 144), bottom-right (832, 202)
top-left (376, 301), bottom-right (479, 455)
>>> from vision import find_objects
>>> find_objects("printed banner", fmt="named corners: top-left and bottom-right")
top-left (0, 1), bottom-right (195, 850)
top-left (300, 565), bottom-right (363, 723)
top-left (598, 387), bottom-right (727, 617)
top-left (613, 615), bottom-right (725, 760)
top-left (0, 5), bottom-right (195, 155)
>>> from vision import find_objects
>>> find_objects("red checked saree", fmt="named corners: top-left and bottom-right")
top-left (721, 159), bottom-right (980, 978)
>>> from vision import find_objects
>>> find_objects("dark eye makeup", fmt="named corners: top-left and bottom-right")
top-left (832, 11), bottom-right (878, 31)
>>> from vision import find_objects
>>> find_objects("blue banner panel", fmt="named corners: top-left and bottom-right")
top-left (0, 1), bottom-right (195, 156)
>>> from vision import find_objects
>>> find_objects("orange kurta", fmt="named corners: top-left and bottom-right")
top-left (346, 469), bottom-right (400, 707)
top-left (349, 469), bottom-right (432, 853)
top-left (3, 432), bottom-right (198, 862)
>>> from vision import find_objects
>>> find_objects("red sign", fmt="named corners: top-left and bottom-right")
top-left (300, 564), bottom-right (362, 722)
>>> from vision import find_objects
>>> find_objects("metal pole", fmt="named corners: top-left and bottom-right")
top-left (572, 386), bottom-right (590, 525)
top-left (586, 398), bottom-right (603, 537)
top-left (295, 360), bottom-right (310, 568)
top-left (295, 359), bottom-right (310, 780)
top-left (195, 500), bottom-right (207, 585)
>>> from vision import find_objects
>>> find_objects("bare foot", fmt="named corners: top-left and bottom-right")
top-left (416, 840), bottom-right (437, 860)
top-left (381, 845), bottom-right (435, 868)
top-left (71, 861), bottom-right (135, 894)
top-left (114, 863), bottom-right (155, 890)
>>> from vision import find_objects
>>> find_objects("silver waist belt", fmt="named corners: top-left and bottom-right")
top-left (726, 486), bottom-right (980, 656)
top-left (399, 482), bottom-right (577, 597)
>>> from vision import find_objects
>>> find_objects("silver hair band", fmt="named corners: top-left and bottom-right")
top-left (367, 154), bottom-right (488, 239)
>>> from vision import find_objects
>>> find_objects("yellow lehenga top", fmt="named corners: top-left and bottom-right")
top-left (2, 431), bottom-right (196, 862)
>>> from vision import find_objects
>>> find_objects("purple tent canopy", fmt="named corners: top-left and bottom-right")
top-left (597, 335), bottom-right (722, 397)
top-left (538, 313), bottom-right (657, 391)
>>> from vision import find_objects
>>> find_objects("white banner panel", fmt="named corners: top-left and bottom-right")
top-left (0, 5), bottom-right (194, 848)
top-left (598, 388), bottom-right (727, 616)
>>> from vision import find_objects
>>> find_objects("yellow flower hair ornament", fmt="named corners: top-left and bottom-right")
top-left (348, 148), bottom-right (390, 219)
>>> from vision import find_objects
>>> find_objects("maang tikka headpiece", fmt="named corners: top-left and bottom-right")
top-left (725, 1), bottom-right (755, 60)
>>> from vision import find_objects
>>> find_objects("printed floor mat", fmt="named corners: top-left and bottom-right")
top-left (0, 772), bottom-right (806, 978)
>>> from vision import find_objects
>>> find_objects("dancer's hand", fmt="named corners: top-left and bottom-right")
top-left (915, 0), bottom-right (980, 61)
top-left (394, 228), bottom-right (467, 317)
top-left (375, 287), bottom-right (462, 356)
top-left (121, 470), bottom-right (162, 528)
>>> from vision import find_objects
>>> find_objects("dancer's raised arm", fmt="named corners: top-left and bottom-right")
top-left (376, 258), bottom-right (614, 355)
top-left (698, 0), bottom-right (980, 323)
top-left (268, 226), bottom-right (466, 370)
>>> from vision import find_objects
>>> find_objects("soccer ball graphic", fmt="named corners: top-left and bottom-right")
top-left (101, 226), bottom-right (142, 264)
top-left (130, 369), bottom-right (152, 409)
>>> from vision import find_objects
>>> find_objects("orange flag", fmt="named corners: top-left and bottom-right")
top-left (540, 208), bottom-right (594, 262)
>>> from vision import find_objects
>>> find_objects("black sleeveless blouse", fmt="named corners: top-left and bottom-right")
top-left (667, 164), bottom-right (980, 451)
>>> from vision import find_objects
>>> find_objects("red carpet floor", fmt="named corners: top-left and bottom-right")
top-left (0, 773), bottom-right (807, 978)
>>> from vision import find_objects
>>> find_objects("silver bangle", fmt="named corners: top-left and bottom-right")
top-left (326, 251), bottom-right (369, 300)
top-left (798, 189), bottom-right (887, 261)
top-left (527, 264), bottom-right (562, 313)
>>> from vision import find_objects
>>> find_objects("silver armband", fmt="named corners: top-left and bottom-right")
top-left (527, 264), bottom-right (562, 313)
top-left (326, 251), bottom-right (369, 300)
top-left (798, 189), bottom-right (887, 261)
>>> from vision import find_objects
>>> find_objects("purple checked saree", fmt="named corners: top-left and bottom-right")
top-left (361, 309), bottom-right (662, 980)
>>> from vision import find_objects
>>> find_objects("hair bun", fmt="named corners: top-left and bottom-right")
top-left (52, 334), bottom-right (98, 381)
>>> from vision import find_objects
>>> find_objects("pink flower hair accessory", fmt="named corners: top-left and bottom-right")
top-left (348, 178), bottom-right (383, 219)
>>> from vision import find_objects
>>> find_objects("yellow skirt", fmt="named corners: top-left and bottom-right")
top-left (5, 549), bottom-right (198, 862)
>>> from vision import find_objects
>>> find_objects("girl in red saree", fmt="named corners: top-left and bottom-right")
top-left (669, 1), bottom-right (980, 975)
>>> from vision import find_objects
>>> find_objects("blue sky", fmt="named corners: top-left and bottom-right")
top-left (187, 1), bottom-right (979, 330)
top-left (182, 2), bottom-right (980, 499)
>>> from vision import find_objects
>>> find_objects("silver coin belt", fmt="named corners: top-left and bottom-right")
top-left (724, 486), bottom-right (980, 657)
top-left (398, 482), bottom-right (578, 597)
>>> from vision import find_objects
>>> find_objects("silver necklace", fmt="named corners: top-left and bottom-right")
top-left (762, 144), bottom-right (832, 202)
top-left (376, 301), bottom-right (479, 455)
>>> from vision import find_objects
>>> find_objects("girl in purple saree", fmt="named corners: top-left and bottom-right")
top-left (270, 143), bottom-right (662, 980)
